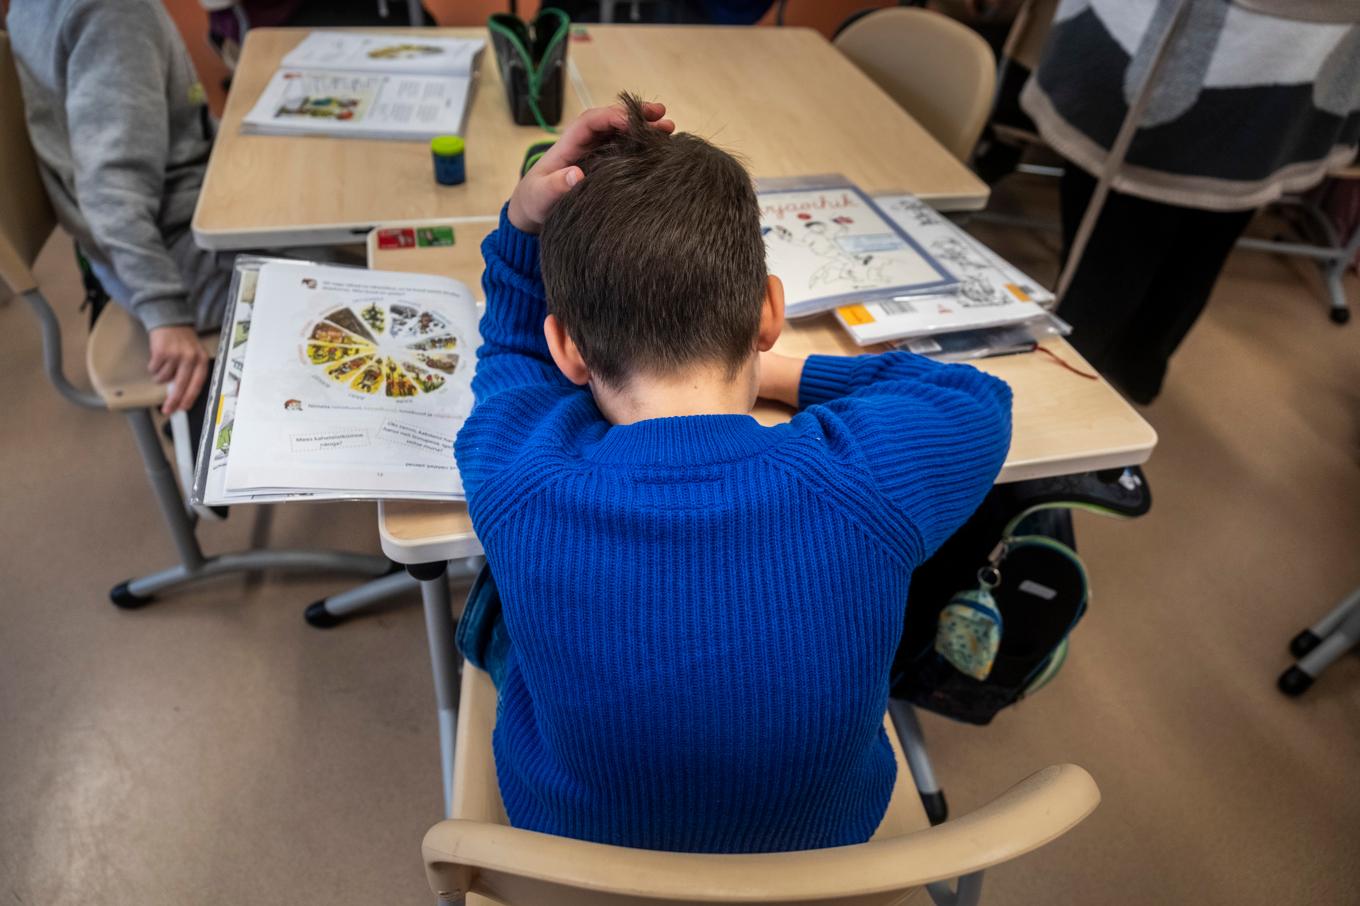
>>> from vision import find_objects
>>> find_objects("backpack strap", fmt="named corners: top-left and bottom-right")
top-left (1000, 466), bottom-right (1151, 539)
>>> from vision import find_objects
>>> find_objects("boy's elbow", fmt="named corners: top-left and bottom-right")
top-left (974, 372), bottom-right (1013, 440)
top-left (967, 374), bottom-right (1013, 477)
top-left (970, 368), bottom-right (1012, 413)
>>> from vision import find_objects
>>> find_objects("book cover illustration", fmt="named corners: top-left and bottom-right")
top-left (876, 195), bottom-right (1054, 309)
top-left (272, 72), bottom-right (375, 123)
top-left (834, 194), bottom-right (1053, 346)
top-left (757, 178), bottom-right (956, 318)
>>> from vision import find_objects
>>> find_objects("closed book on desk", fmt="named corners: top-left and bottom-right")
top-left (241, 32), bottom-right (484, 141)
top-left (193, 257), bottom-right (479, 507)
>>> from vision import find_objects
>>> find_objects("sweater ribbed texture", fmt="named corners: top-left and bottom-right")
top-left (453, 207), bottom-right (1012, 853)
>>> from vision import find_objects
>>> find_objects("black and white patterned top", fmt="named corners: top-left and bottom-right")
top-left (1020, 0), bottom-right (1360, 210)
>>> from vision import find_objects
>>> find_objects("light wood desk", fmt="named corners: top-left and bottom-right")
top-left (368, 222), bottom-right (1158, 564)
top-left (193, 25), bottom-right (990, 250)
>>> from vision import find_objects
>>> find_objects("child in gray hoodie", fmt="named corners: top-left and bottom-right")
top-left (8, 0), bottom-right (225, 413)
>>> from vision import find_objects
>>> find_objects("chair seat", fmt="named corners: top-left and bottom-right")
top-left (86, 303), bottom-right (217, 411)
top-left (450, 666), bottom-right (931, 866)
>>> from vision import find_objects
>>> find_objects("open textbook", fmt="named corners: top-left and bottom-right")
top-left (242, 31), bottom-right (485, 140)
top-left (758, 176), bottom-right (957, 318)
top-left (193, 258), bottom-right (479, 506)
top-left (834, 194), bottom-right (1055, 346)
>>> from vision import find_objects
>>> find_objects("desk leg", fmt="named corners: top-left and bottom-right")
top-left (304, 569), bottom-right (418, 627)
top-left (411, 560), bottom-right (460, 817)
top-left (889, 699), bottom-right (948, 826)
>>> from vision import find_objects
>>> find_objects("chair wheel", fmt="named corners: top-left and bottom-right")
top-left (1278, 666), bottom-right (1314, 697)
top-left (1290, 630), bottom-right (1322, 658)
top-left (304, 600), bottom-right (345, 629)
top-left (1330, 307), bottom-right (1351, 325)
top-left (920, 790), bottom-right (948, 826)
top-left (110, 581), bottom-right (153, 609)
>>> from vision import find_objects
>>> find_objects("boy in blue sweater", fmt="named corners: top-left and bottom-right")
top-left (454, 95), bottom-right (1012, 853)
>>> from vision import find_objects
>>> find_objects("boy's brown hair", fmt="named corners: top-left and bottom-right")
top-left (540, 93), bottom-right (768, 387)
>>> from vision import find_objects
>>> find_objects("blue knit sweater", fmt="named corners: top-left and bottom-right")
top-left (454, 209), bottom-right (1012, 853)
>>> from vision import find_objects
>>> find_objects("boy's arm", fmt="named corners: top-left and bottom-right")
top-left (767, 350), bottom-right (1012, 559)
top-left (470, 206), bottom-right (572, 405)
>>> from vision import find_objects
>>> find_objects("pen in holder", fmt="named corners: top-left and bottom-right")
top-left (488, 8), bottom-right (571, 131)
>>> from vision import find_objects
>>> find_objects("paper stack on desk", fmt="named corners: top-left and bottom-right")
top-left (833, 194), bottom-right (1055, 347)
top-left (193, 258), bottom-right (479, 507)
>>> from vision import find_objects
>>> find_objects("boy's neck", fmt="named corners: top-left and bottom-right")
top-left (593, 360), bottom-right (758, 425)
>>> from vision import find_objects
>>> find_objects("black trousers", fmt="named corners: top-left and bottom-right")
top-left (1057, 167), bottom-right (1255, 404)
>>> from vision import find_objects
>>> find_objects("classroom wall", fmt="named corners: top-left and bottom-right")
top-left (419, 2), bottom-right (904, 34)
top-left (165, 0), bottom-right (233, 114)
top-left (159, 0), bottom-right (903, 116)
top-left (754, 1), bottom-right (900, 34)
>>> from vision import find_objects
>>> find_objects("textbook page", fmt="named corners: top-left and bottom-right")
top-left (758, 176), bottom-right (956, 319)
top-left (242, 69), bottom-right (473, 140)
top-left (194, 258), bottom-right (395, 507)
top-left (224, 262), bottom-right (478, 499)
top-left (281, 32), bottom-right (484, 76)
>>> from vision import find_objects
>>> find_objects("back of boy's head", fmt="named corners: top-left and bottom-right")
top-left (540, 93), bottom-right (767, 387)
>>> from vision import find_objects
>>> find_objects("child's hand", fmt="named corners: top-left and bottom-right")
top-left (507, 100), bottom-right (675, 234)
top-left (148, 324), bottom-right (209, 415)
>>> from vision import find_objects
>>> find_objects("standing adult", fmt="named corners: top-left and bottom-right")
top-left (1023, 0), bottom-right (1360, 403)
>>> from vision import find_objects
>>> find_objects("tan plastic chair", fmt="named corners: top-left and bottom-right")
top-left (833, 8), bottom-right (997, 162)
top-left (0, 30), bottom-right (391, 606)
top-left (423, 664), bottom-right (1100, 906)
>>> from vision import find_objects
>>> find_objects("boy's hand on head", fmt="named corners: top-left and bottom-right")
top-left (507, 100), bottom-right (675, 234)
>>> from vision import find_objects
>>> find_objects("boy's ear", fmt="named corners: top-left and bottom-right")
top-left (757, 275), bottom-right (785, 353)
top-left (544, 314), bottom-right (591, 386)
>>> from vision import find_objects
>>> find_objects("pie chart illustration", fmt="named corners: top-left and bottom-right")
top-left (301, 301), bottom-right (463, 398)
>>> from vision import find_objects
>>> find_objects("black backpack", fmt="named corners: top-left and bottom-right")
top-left (891, 467), bottom-right (1152, 725)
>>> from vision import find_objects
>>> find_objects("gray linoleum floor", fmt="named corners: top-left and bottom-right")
top-left (3, 178), bottom-right (1359, 904)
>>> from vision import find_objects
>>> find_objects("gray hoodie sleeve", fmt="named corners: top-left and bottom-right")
top-left (61, 0), bottom-right (193, 329)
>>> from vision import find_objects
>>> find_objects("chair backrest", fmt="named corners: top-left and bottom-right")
top-left (833, 8), bottom-right (997, 162)
top-left (425, 665), bottom-right (1101, 906)
top-left (0, 30), bottom-right (58, 297)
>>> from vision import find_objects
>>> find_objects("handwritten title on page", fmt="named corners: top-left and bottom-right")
top-left (760, 191), bottom-right (857, 223)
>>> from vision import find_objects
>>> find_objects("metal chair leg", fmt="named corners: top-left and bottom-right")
top-left (1326, 212), bottom-right (1360, 324)
top-left (927, 872), bottom-right (985, 906)
top-left (22, 288), bottom-right (102, 410)
top-left (890, 700), bottom-right (983, 906)
top-left (1280, 584), bottom-right (1360, 696)
top-left (304, 570), bottom-right (419, 627)
top-left (412, 560), bottom-right (461, 817)
top-left (304, 556), bottom-right (484, 628)
top-left (111, 408), bottom-right (391, 608)
top-left (888, 698), bottom-right (948, 825)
